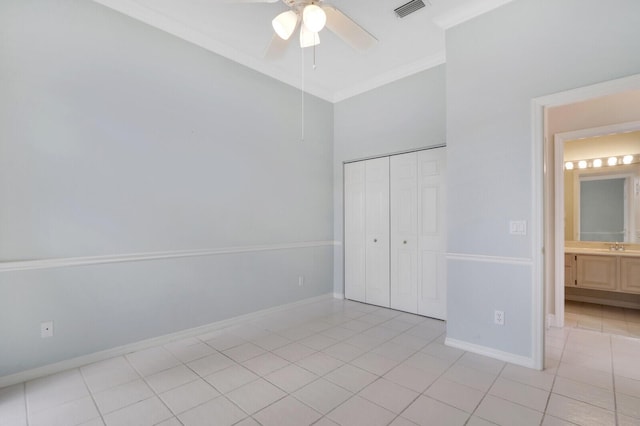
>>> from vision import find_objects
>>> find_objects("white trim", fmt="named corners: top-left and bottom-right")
top-left (0, 241), bottom-right (339, 273)
top-left (546, 314), bottom-right (556, 329)
top-left (332, 53), bottom-right (446, 103)
top-left (0, 293), bottom-right (334, 388)
top-left (535, 74), bottom-right (640, 107)
top-left (446, 252), bottom-right (532, 266)
top-left (445, 337), bottom-right (535, 369)
top-left (557, 120), bottom-right (640, 143)
top-left (553, 130), bottom-right (566, 329)
top-left (432, 0), bottom-right (515, 30)
top-left (533, 72), bottom-right (640, 371)
top-left (333, 292), bottom-right (345, 299)
top-left (531, 99), bottom-right (545, 370)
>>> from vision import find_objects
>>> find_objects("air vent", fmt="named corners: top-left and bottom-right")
top-left (394, 0), bottom-right (426, 18)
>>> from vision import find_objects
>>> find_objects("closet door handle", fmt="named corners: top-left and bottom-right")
top-left (373, 239), bottom-right (377, 243)
top-left (403, 240), bottom-right (407, 244)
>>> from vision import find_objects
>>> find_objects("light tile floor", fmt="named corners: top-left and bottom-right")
top-left (564, 300), bottom-right (640, 338)
top-left (2, 298), bottom-right (640, 426)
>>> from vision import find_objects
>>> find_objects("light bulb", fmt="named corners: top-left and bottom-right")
top-left (593, 158), bottom-right (602, 168)
top-left (578, 160), bottom-right (587, 169)
top-left (303, 4), bottom-right (326, 32)
top-left (607, 156), bottom-right (618, 166)
top-left (565, 162), bottom-right (574, 170)
top-left (299, 24), bottom-right (320, 48)
top-left (272, 10), bottom-right (298, 40)
top-left (623, 155), bottom-right (633, 165)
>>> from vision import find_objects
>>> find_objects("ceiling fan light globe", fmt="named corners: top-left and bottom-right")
top-left (272, 10), bottom-right (298, 40)
top-left (303, 4), bottom-right (326, 32)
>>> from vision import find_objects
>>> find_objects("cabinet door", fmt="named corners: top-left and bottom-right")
top-left (344, 162), bottom-right (366, 303)
top-left (364, 157), bottom-right (390, 307)
top-left (576, 255), bottom-right (617, 291)
top-left (620, 257), bottom-right (640, 294)
top-left (390, 153), bottom-right (418, 313)
top-left (417, 148), bottom-right (447, 320)
top-left (564, 254), bottom-right (575, 287)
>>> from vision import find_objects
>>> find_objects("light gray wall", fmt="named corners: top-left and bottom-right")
top-left (332, 65), bottom-right (447, 295)
top-left (0, 1), bottom-right (333, 377)
top-left (446, 0), bottom-right (640, 357)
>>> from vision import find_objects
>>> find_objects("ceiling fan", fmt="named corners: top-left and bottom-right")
top-left (234, 0), bottom-right (378, 59)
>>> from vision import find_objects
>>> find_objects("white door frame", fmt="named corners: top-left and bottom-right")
top-left (532, 73), bottom-right (640, 370)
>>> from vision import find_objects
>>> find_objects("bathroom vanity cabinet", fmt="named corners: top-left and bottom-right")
top-left (565, 252), bottom-right (640, 294)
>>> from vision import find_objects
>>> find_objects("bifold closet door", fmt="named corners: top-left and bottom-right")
top-left (344, 161), bottom-right (366, 303)
top-left (417, 148), bottom-right (446, 320)
top-left (390, 153), bottom-right (419, 313)
top-left (344, 157), bottom-right (390, 307)
top-left (364, 157), bottom-right (390, 307)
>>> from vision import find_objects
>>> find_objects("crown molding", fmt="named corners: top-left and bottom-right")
top-left (332, 52), bottom-right (446, 103)
top-left (432, 0), bottom-right (515, 30)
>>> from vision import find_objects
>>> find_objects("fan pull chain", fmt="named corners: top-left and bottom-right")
top-left (313, 43), bottom-right (316, 70)
top-left (301, 45), bottom-right (305, 142)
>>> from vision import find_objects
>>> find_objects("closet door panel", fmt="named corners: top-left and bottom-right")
top-left (344, 162), bottom-right (366, 303)
top-left (417, 148), bottom-right (447, 319)
top-left (390, 153), bottom-right (418, 313)
top-left (365, 157), bottom-right (390, 307)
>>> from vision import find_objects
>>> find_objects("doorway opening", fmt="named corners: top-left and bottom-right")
top-left (533, 73), bottom-right (640, 370)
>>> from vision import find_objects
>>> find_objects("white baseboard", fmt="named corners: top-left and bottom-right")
top-left (445, 337), bottom-right (536, 370)
top-left (0, 293), bottom-right (333, 388)
top-left (546, 314), bottom-right (558, 329)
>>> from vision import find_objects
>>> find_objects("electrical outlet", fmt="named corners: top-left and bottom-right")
top-left (298, 275), bottom-right (304, 287)
top-left (494, 310), bottom-right (505, 325)
top-left (41, 321), bottom-right (54, 338)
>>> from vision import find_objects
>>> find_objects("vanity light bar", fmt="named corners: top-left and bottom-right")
top-left (565, 154), bottom-right (639, 170)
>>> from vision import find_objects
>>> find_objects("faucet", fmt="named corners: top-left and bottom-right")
top-left (618, 242), bottom-right (625, 251)
top-left (612, 242), bottom-right (625, 251)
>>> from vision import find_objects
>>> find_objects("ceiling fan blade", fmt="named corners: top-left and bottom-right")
top-left (264, 34), bottom-right (291, 60)
top-left (323, 6), bottom-right (377, 51)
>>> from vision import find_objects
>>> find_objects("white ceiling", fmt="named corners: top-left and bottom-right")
top-left (93, 0), bottom-right (513, 102)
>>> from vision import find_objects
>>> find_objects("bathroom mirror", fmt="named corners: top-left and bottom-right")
top-left (578, 175), bottom-right (629, 241)
top-left (564, 131), bottom-right (640, 243)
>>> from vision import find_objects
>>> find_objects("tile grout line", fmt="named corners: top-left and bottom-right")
top-left (541, 323), bottom-right (570, 423)
top-left (21, 382), bottom-right (29, 426)
top-left (390, 334), bottom-right (466, 426)
top-left (463, 361), bottom-right (508, 425)
top-left (77, 366), bottom-right (108, 426)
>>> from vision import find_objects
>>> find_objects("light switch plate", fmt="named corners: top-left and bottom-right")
top-left (509, 220), bottom-right (527, 236)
